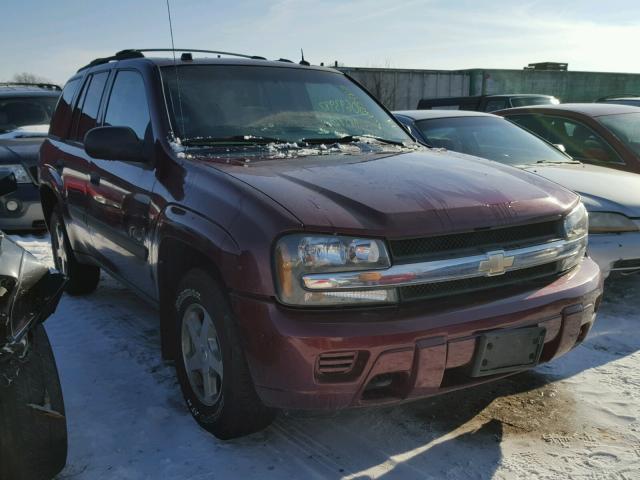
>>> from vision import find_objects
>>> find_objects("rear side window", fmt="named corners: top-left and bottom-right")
top-left (70, 71), bottom-right (109, 142)
top-left (49, 78), bottom-right (81, 138)
top-left (104, 71), bottom-right (150, 141)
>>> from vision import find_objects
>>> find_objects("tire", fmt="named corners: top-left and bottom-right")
top-left (50, 206), bottom-right (100, 295)
top-left (174, 269), bottom-right (276, 439)
top-left (0, 325), bottom-right (68, 480)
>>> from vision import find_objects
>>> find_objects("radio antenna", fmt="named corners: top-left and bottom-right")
top-left (166, 0), bottom-right (186, 142)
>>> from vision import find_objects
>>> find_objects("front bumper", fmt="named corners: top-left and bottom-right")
top-left (232, 258), bottom-right (602, 410)
top-left (0, 183), bottom-right (45, 231)
top-left (588, 231), bottom-right (640, 278)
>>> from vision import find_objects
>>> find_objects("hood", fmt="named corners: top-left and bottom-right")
top-left (0, 234), bottom-right (65, 351)
top-left (198, 149), bottom-right (577, 237)
top-left (0, 124), bottom-right (48, 140)
top-left (0, 138), bottom-right (42, 168)
top-left (522, 162), bottom-right (640, 218)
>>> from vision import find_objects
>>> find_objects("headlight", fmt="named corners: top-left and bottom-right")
top-left (274, 234), bottom-right (397, 306)
top-left (561, 202), bottom-right (588, 271)
top-left (588, 212), bottom-right (639, 233)
top-left (0, 164), bottom-right (31, 184)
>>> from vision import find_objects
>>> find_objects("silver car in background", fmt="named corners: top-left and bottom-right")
top-left (394, 109), bottom-right (640, 278)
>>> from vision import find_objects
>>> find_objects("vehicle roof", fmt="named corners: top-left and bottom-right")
top-left (0, 84), bottom-right (61, 98)
top-left (602, 97), bottom-right (640, 101)
top-left (485, 94), bottom-right (556, 98)
top-left (393, 109), bottom-right (497, 121)
top-left (496, 103), bottom-right (640, 117)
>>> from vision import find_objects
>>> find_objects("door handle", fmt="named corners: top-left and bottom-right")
top-left (90, 172), bottom-right (101, 186)
top-left (93, 195), bottom-right (108, 205)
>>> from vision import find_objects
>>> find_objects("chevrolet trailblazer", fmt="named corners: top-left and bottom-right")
top-left (39, 49), bottom-right (602, 439)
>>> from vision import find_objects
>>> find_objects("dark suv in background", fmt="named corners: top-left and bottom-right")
top-left (0, 83), bottom-right (60, 231)
top-left (39, 49), bottom-right (601, 439)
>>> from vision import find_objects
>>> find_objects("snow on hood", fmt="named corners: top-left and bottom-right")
top-left (198, 148), bottom-right (577, 237)
top-left (522, 162), bottom-right (640, 218)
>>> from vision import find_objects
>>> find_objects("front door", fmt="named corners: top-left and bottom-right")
top-left (86, 69), bottom-right (157, 298)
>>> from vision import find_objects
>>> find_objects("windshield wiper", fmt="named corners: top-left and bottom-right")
top-left (181, 135), bottom-right (289, 146)
top-left (535, 159), bottom-right (581, 165)
top-left (300, 135), bottom-right (356, 145)
top-left (300, 135), bottom-right (407, 147)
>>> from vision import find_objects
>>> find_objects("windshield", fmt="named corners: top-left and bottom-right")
top-left (598, 112), bottom-right (640, 156)
top-left (160, 65), bottom-right (412, 145)
top-left (415, 116), bottom-right (572, 165)
top-left (510, 96), bottom-right (559, 108)
top-left (0, 95), bottom-right (59, 133)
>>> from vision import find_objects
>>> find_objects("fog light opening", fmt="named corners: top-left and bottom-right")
top-left (575, 322), bottom-right (592, 347)
top-left (5, 199), bottom-right (19, 212)
top-left (362, 372), bottom-right (408, 401)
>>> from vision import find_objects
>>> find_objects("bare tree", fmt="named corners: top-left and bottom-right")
top-left (11, 72), bottom-right (52, 84)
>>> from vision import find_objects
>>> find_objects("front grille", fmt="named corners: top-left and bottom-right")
top-left (389, 220), bottom-right (562, 263)
top-left (399, 262), bottom-right (560, 302)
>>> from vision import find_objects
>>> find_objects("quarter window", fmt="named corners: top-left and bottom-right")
top-left (50, 78), bottom-right (81, 138)
top-left (104, 71), bottom-right (150, 141)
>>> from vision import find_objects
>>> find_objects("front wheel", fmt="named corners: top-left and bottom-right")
top-left (174, 269), bottom-right (276, 439)
top-left (49, 206), bottom-right (100, 295)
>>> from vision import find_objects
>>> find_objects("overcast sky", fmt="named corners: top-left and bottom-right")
top-left (2, 0), bottom-right (640, 84)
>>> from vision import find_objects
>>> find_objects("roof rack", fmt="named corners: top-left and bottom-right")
top-left (0, 82), bottom-right (61, 91)
top-left (77, 48), bottom-right (267, 72)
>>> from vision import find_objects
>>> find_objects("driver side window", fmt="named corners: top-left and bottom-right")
top-left (510, 114), bottom-right (623, 165)
top-left (104, 71), bottom-right (151, 142)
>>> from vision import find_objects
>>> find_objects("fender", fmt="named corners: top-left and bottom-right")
top-left (151, 203), bottom-right (242, 293)
top-left (38, 164), bottom-right (64, 206)
top-left (152, 204), bottom-right (242, 360)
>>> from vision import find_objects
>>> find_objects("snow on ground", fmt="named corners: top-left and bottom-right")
top-left (13, 234), bottom-right (640, 480)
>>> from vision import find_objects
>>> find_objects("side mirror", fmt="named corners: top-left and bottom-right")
top-left (84, 126), bottom-right (144, 162)
top-left (0, 173), bottom-right (17, 196)
top-left (553, 144), bottom-right (566, 153)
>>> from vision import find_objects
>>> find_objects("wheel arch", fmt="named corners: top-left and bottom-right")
top-left (39, 183), bottom-right (59, 229)
top-left (154, 206), bottom-right (241, 360)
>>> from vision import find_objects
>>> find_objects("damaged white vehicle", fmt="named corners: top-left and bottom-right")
top-left (0, 173), bottom-right (67, 480)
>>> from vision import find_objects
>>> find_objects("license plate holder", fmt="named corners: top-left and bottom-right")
top-left (471, 326), bottom-right (546, 377)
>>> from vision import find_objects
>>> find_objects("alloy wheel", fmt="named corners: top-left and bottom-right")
top-left (181, 303), bottom-right (224, 406)
top-left (53, 219), bottom-right (69, 277)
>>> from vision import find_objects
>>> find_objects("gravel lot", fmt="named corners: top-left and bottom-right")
top-left (13, 234), bottom-right (640, 480)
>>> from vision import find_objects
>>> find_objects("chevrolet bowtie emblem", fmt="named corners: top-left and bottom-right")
top-left (479, 251), bottom-right (515, 276)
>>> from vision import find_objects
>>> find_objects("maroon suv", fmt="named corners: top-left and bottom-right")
top-left (39, 49), bottom-right (602, 439)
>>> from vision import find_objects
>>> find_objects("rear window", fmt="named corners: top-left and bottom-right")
top-left (49, 78), bottom-right (81, 138)
top-left (415, 115), bottom-right (570, 165)
top-left (510, 96), bottom-right (558, 108)
top-left (0, 95), bottom-right (59, 134)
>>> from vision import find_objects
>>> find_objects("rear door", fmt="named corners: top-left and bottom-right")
top-left (86, 69), bottom-right (157, 298)
top-left (57, 70), bottom-right (110, 251)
